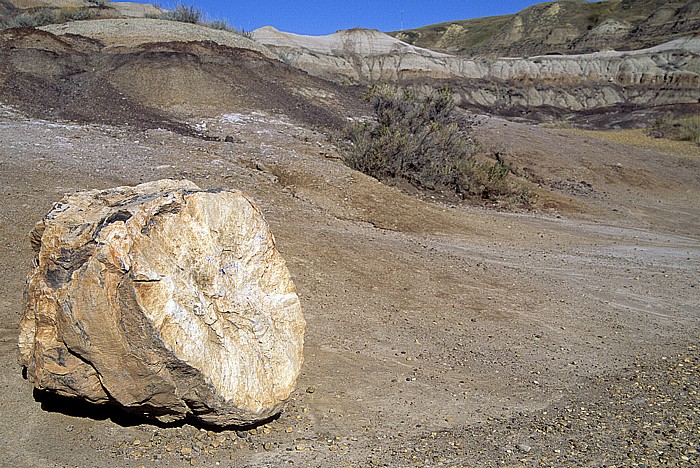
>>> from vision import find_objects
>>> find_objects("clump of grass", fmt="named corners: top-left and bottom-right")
top-left (4, 9), bottom-right (56, 28)
top-left (341, 85), bottom-right (519, 201)
top-left (207, 19), bottom-right (229, 30)
top-left (541, 117), bottom-right (573, 129)
top-left (202, 18), bottom-right (252, 37)
top-left (158, 3), bottom-right (202, 24)
top-left (147, 3), bottom-right (252, 38)
top-left (59, 8), bottom-right (94, 22)
top-left (651, 115), bottom-right (700, 145)
top-left (675, 116), bottom-right (700, 144)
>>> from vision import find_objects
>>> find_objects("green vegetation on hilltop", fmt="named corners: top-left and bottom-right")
top-left (155, 3), bottom-right (201, 24)
top-left (389, 0), bottom-right (699, 56)
top-left (1, 6), bottom-right (99, 29)
top-left (394, 15), bottom-right (512, 54)
top-left (146, 3), bottom-right (250, 36)
top-left (0, 1), bottom-right (113, 29)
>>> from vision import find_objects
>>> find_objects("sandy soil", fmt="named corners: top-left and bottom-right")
top-left (0, 99), bottom-right (698, 466)
top-left (0, 20), bottom-right (698, 467)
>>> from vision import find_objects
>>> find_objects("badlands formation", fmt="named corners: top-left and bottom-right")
top-left (0, 0), bottom-right (698, 465)
top-left (253, 27), bottom-right (700, 117)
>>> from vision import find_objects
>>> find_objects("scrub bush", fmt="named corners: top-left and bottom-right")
top-left (159, 4), bottom-right (202, 24)
top-left (342, 85), bottom-right (514, 199)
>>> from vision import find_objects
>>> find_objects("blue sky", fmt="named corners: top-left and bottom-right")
top-left (140, 1), bottom-right (582, 36)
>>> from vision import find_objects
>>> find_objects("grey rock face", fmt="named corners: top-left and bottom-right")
top-left (253, 27), bottom-right (700, 114)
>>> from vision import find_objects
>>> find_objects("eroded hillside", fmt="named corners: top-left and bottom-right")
top-left (253, 27), bottom-right (700, 126)
top-left (0, 23), bottom-right (363, 132)
top-left (389, 0), bottom-right (700, 57)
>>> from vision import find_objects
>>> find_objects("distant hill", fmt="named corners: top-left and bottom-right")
top-left (388, 0), bottom-right (700, 57)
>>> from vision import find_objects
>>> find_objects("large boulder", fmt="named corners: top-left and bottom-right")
top-left (18, 179), bottom-right (305, 426)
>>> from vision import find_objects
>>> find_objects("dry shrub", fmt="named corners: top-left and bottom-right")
top-left (652, 115), bottom-right (700, 145)
top-left (342, 85), bottom-right (515, 200)
top-left (158, 4), bottom-right (202, 24)
top-left (148, 4), bottom-right (251, 37)
top-left (5, 9), bottom-right (56, 28)
top-left (675, 116), bottom-right (700, 144)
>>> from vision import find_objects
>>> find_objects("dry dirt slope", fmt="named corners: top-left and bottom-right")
top-left (0, 18), bottom-right (699, 467)
top-left (0, 110), bottom-right (698, 466)
top-left (0, 25), bottom-right (362, 131)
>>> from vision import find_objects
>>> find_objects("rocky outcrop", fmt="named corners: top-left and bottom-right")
top-left (573, 19), bottom-right (633, 51)
top-left (18, 179), bottom-right (305, 427)
top-left (254, 27), bottom-right (700, 86)
top-left (253, 27), bottom-right (700, 114)
top-left (0, 25), bottom-right (350, 133)
top-left (252, 26), bottom-right (452, 84)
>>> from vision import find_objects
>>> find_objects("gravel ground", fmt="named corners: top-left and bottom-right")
top-left (21, 345), bottom-right (699, 467)
top-left (1, 107), bottom-right (698, 466)
top-left (418, 345), bottom-right (700, 467)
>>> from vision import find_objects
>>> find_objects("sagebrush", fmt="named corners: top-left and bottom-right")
top-left (149, 3), bottom-right (251, 37)
top-left (158, 3), bottom-right (201, 23)
top-left (672, 116), bottom-right (698, 144)
top-left (342, 85), bottom-right (515, 200)
top-left (651, 115), bottom-right (700, 145)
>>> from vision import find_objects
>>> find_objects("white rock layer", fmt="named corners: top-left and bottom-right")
top-left (252, 27), bottom-right (700, 110)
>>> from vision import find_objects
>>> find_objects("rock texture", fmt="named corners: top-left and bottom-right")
top-left (252, 27), bottom-right (700, 114)
top-left (252, 26), bottom-right (453, 84)
top-left (18, 179), bottom-right (305, 426)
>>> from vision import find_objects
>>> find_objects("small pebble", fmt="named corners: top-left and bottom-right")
top-left (516, 443), bottom-right (531, 453)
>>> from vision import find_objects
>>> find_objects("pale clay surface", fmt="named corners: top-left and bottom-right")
top-left (18, 179), bottom-right (305, 426)
top-left (41, 18), bottom-right (275, 57)
top-left (252, 27), bottom-right (700, 109)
